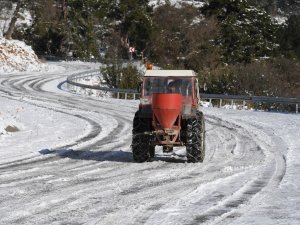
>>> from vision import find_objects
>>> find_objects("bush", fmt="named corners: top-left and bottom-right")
top-left (201, 57), bottom-right (300, 98)
top-left (101, 61), bottom-right (142, 90)
top-left (119, 65), bottom-right (142, 90)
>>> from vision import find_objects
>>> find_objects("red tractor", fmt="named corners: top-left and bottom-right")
top-left (132, 70), bottom-right (205, 163)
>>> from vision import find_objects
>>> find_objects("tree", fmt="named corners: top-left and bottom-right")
top-left (150, 3), bottom-right (221, 71)
top-left (4, 0), bottom-right (26, 39)
top-left (279, 15), bottom-right (300, 59)
top-left (24, 0), bottom-right (66, 55)
top-left (101, 61), bottom-right (142, 89)
top-left (107, 0), bottom-right (153, 59)
top-left (0, 1), bottom-right (13, 37)
top-left (101, 59), bottom-right (123, 88)
top-left (24, 0), bottom-right (110, 58)
top-left (119, 65), bottom-right (142, 89)
top-left (202, 0), bottom-right (280, 64)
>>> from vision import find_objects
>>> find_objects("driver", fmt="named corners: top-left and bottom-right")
top-left (167, 79), bottom-right (181, 93)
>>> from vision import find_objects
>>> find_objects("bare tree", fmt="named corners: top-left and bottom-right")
top-left (0, 0), bottom-right (13, 37)
top-left (4, 0), bottom-right (26, 39)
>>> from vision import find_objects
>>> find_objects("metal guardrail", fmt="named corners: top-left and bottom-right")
top-left (200, 93), bottom-right (300, 113)
top-left (66, 71), bottom-right (300, 113)
top-left (66, 70), bottom-right (141, 99)
top-left (201, 93), bottom-right (300, 104)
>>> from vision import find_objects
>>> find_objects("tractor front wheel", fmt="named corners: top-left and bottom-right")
top-left (186, 110), bottom-right (205, 163)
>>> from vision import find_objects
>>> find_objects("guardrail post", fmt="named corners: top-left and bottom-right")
top-left (125, 93), bottom-right (128, 100)
top-left (219, 99), bottom-right (222, 108)
top-left (296, 104), bottom-right (299, 114)
top-left (133, 94), bottom-right (136, 100)
top-left (209, 99), bottom-right (212, 106)
top-left (117, 92), bottom-right (120, 99)
top-left (243, 100), bottom-right (246, 109)
top-left (231, 100), bottom-right (234, 107)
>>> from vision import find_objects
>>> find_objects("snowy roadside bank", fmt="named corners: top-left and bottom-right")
top-left (0, 38), bottom-right (47, 73)
top-left (0, 96), bottom-right (91, 162)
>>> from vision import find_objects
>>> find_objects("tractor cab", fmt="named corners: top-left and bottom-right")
top-left (139, 70), bottom-right (200, 119)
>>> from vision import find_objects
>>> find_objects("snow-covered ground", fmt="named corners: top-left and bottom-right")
top-left (0, 38), bottom-right (48, 73)
top-left (0, 61), bottom-right (299, 225)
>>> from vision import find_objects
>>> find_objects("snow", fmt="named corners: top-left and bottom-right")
top-left (149, 0), bottom-right (205, 8)
top-left (0, 107), bottom-right (19, 136)
top-left (0, 61), bottom-right (299, 224)
top-left (203, 109), bottom-right (300, 225)
top-left (0, 96), bottom-right (91, 161)
top-left (0, 38), bottom-right (48, 73)
top-left (273, 15), bottom-right (288, 25)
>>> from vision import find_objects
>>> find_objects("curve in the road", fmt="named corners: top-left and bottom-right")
top-left (0, 64), bottom-right (288, 225)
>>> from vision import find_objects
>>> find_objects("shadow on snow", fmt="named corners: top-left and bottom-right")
top-left (39, 149), bottom-right (187, 163)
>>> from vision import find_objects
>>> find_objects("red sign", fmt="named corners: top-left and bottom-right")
top-left (129, 47), bottom-right (135, 53)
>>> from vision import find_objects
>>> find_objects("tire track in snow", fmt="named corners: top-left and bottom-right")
top-left (0, 106), bottom-right (103, 170)
top-left (0, 73), bottom-right (128, 161)
top-left (136, 115), bottom-right (286, 225)
top-left (0, 64), bottom-right (288, 225)
top-left (187, 116), bottom-right (287, 225)
top-left (0, 71), bottom-right (133, 189)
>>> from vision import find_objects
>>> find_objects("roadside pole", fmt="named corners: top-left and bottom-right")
top-left (129, 47), bottom-right (135, 61)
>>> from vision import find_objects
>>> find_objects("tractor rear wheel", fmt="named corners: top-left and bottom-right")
top-left (132, 111), bottom-right (154, 162)
top-left (186, 110), bottom-right (205, 163)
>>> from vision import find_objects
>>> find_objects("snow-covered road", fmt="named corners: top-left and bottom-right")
top-left (0, 62), bottom-right (299, 225)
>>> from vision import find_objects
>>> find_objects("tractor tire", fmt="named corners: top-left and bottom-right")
top-left (132, 134), bottom-right (152, 162)
top-left (132, 111), bottom-right (154, 162)
top-left (186, 110), bottom-right (205, 163)
top-left (132, 111), bottom-right (147, 134)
